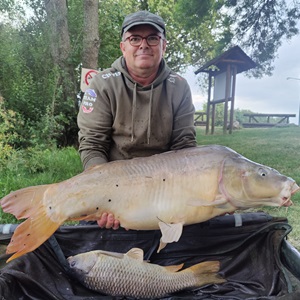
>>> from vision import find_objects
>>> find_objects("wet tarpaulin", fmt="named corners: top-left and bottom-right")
top-left (0, 212), bottom-right (300, 300)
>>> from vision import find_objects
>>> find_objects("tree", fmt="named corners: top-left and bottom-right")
top-left (43, 0), bottom-right (78, 145)
top-left (82, 0), bottom-right (100, 69)
top-left (174, 0), bottom-right (300, 77)
top-left (44, 0), bottom-right (72, 69)
top-left (171, 0), bottom-right (233, 72)
top-left (231, 0), bottom-right (300, 77)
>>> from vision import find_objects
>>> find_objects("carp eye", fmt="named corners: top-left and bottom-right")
top-left (259, 168), bottom-right (267, 177)
top-left (70, 260), bottom-right (76, 268)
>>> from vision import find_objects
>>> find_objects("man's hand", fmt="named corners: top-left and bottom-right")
top-left (97, 212), bottom-right (120, 230)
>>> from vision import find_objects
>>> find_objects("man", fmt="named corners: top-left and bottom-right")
top-left (78, 11), bottom-right (197, 230)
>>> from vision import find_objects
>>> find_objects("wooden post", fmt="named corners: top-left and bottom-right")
top-left (206, 73), bottom-right (212, 135)
top-left (211, 103), bottom-right (216, 134)
top-left (223, 65), bottom-right (231, 134)
top-left (229, 65), bottom-right (237, 134)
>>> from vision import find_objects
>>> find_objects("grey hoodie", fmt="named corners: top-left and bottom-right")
top-left (78, 57), bottom-right (196, 170)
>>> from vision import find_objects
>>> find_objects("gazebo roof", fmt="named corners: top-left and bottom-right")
top-left (194, 45), bottom-right (256, 75)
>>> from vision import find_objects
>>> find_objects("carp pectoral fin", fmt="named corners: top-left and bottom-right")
top-left (125, 248), bottom-right (144, 261)
top-left (157, 222), bottom-right (183, 253)
top-left (157, 241), bottom-right (167, 253)
top-left (71, 215), bottom-right (99, 221)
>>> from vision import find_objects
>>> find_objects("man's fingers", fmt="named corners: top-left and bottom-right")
top-left (97, 212), bottom-right (120, 229)
top-left (105, 213), bottom-right (114, 229)
top-left (112, 219), bottom-right (120, 230)
top-left (97, 212), bottom-right (108, 228)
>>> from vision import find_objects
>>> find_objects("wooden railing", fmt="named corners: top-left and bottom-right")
top-left (242, 113), bottom-right (296, 128)
top-left (194, 112), bottom-right (207, 126)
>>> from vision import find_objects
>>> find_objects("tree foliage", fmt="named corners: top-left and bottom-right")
top-left (0, 0), bottom-right (299, 148)
top-left (172, 0), bottom-right (300, 76)
top-left (228, 0), bottom-right (300, 77)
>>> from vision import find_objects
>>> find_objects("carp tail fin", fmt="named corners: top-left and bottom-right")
top-left (1, 185), bottom-right (62, 262)
top-left (6, 214), bottom-right (61, 262)
top-left (186, 260), bottom-right (226, 286)
top-left (1, 185), bottom-right (49, 219)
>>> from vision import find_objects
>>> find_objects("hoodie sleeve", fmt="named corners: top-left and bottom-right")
top-left (77, 76), bottom-right (112, 170)
top-left (170, 80), bottom-right (197, 150)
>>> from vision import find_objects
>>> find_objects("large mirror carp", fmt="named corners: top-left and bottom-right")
top-left (1, 145), bottom-right (299, 262)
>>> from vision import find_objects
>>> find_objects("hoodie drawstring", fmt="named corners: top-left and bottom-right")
top-left (147, 84), bottom-right (153, 144)
top-left (131, 83), bottom-right (137, 142)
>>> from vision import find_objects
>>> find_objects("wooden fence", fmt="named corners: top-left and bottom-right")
top-left (242, 113), bottom-right (296, 128)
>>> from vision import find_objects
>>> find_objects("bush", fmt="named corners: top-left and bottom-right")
top-left (0, 98), bottom-right (25, 160)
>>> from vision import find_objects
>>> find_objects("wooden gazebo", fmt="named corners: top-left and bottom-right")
top-left (195, 46), bottom-right (256, 134)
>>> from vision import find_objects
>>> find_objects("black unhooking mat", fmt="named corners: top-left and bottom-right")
top-left (0, 212), bottom-right (300, 299)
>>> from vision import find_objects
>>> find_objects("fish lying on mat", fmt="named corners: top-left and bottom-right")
top-left (1, 145), bottom-right (299, 262)
top-left (68, 247), bottom-right (226, 298)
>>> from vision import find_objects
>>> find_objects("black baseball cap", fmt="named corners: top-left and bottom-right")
top-left (121, 11), bottom-right (166, 36)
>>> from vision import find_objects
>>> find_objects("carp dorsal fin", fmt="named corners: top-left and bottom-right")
top-left (125, 248), bottom-right (144, 261)
top-left (158, 222), bottom-right (183, 252)
top-left (163, 263), bottom-right (184, 273)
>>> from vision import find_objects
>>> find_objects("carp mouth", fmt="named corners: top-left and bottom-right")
top-left (281, 197), bottom-right (293, 207)
top-left (280, 181), bottom-right (299, 207)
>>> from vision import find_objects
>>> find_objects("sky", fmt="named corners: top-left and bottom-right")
top-left (181, 34), bottom-right (300, 125)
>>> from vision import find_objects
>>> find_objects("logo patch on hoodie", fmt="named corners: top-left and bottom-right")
top-left (102, 71), bottom-right (121, 79)
top-left (81, 88), bottom-right (97, 113)
top-left (167, 74), bottom-right (183, 84)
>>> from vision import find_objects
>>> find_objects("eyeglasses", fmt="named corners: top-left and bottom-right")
top-left (124, 34), bottom-right (163, 47)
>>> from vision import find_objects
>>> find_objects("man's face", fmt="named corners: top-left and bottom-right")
top-left (120, 25), bottom-right (167, 75)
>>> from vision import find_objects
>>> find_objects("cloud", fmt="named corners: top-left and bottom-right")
top-left (192, 94), bottom-right (205, 111)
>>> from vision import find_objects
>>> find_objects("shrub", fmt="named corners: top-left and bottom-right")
top-left (0, 98), bottom-right (24, 160)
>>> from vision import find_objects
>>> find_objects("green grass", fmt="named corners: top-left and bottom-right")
top-left (0, 126), bottom-right (300, 250)
top-left (0, 147), bottom-right (83, 223)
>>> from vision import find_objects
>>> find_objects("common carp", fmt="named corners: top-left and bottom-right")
top-left (67, 247), bottom-right (226, 298)
top-left (1, 145), bottom-right (299, 262)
